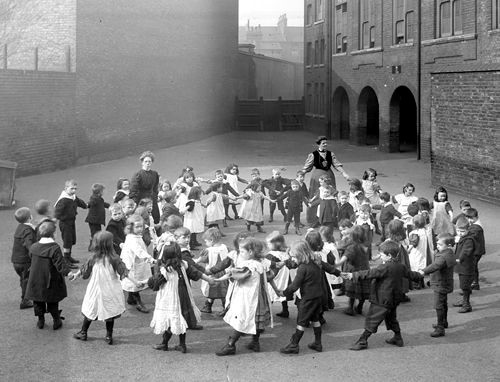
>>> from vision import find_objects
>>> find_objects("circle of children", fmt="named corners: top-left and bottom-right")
top-left (11, 150), bottom-right (485, 355)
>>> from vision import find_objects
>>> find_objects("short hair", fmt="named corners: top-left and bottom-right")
top-left (387, 219), bottom-right (406, 242)
top-left (402, 182), bottom-right (415, 193)
top-left (215, 169), bottom-right (224, 176)
top-left (379, 240), bottom-right (400, 258)
top-left (240, 238), bottom-right (265, 258)
top-left (349, 178), bottom-right (363, 192)
top-left (437, 233), bottom-right (455, 247)
top-left (417, 197), bottom-right (431, 212)
top-left (187, 186), bottom-right (202, 200)
top-left (338, 218), bottom-right (353, 228)
top-left (455, 216), bottom-right (470, 230)
top-left (290, 180), bottom-right (300, 188)
top-left (247, 181), bottom-right (261, 192)
top-left (464, 208), bottom-right (478, 219)
top-left (459, 199), bottom-right (471, 209)
top-left (139, 150), bottom-right (155, 162)
top-left (319, 225), bottom-right (335, 244)
top-left (38, 220), bottom-right (56, 238)
top-left (163, 190), bottom-right (177, 203)
top-left (250, 168), bottom-right (260, 176)
top-left (318, 174), bottom-right (332, 184)
top-left (202, 227), bottom-right (222, 243)
top-left (65, 179), bottom-right (77, 188)
top-left (362, 168), bottom-right (377, 180)
top-left (305, 230), bottom-right (324, 251)
top-left (413, 214), bottom-right (427, 229)
top-left (266, 231), bottom-right (286, 251)
top-left (433, 186), bottom-right (448, 202)
top-left (315, 135), bottom-right (327, 145)
top-left (34, 199), bottom-right (50, 215)
top-left (290, 240), bottom-right (321, 266)
top-left (91, 183), bottom-right (105, 196)
top-left (125, 214), bottom-right (144, 234)
top-left (163, 215), bottom-right (183, 231)
top-left (407, 202), bottom-right (419, 217)
top-left (14, 207), bottom-right (31, 223)
top-left (324, 185), bottom-right (336, 196)
top-left (271, 168), bottom-right (282, 175)
top-left (232, 231), bottom-right (253, 251)
top-left (379, 192), bottom-right (390, 202)
top-left (359, 204), bottom-right (371, 214)
top-left (123, 198), bottom-right (136, 208)
top-left (134, 206), bottom-right (149, 222)
top-left (116, 178), bottom-right (129, 190)
top-left (350, 225), bottom-right (365, 244)
top-left (138, 197), bottom-right (153, 207)
top-left (174, 226), bottom-right (191, 238)
top-left (109, 203), bottom-right (123, 213)
top-left (338, 190), bottom-right (349, 198)
top-left (296, 170), bottom-right (305, 177)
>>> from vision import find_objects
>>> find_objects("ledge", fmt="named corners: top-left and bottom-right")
top-left (332, 52), bottom-right (348, 57)
top-left (313, 20), bottom-right (325, 26)
top-left (351, 47), bottom-right (383, 55)
top-left (422, 33), bottom-right (476, 46)
top-left (389, 42), bottom-right (415, 49)
top-left (488, 29), bottom-right (500, 36)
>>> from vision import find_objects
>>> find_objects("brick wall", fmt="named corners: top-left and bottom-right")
top-left (431, 71), bottom-right (500, 203)
top-left (0, 70), bottom-right (76, 175)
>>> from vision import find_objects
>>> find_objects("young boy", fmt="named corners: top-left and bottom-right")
top-left (453, 217), bottom-right (476, 313)
top-left (11, 207), bottom-right (36, 309)
top-left (377, 192), bottom-right (402, 242)
top-left (106, 203), bottom-right (126, 255)
top-left (421, 233), bottom-right (456, 337)
top-left (337, 191), bottom-right (355, 223)
top-left (464, 208), bottom-right (485, 290)
top-left (262, 168), bottom-right (290, 223)
top-left (345, 240), bottom-right (423, 350)
top-left (54, 179), bottom-right (87, 268)
top-left (275, 180), bottom-right (309, 235)
top-left (452, 199), bottom-right (471, 225)
top-left (33, 199), bottom-right (54, 238)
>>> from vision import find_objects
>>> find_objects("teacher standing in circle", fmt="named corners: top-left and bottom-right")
top-left (302, 136), bottom-right (349, 227)
top-left (129, 151), bottom-right (160, 224)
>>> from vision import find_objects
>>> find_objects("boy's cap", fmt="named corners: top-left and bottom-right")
top-left (455, 216), bottom-right (469, 229)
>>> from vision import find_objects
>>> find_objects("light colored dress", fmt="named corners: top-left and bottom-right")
top-left (120, 234), bottom-right (152, 292)
top-left (198, 244), bottom-right (229, 297)
top-left (239, 189), bottom-right (265, 223)
top-left (206, 191), bottom-right (225, 224)
top-left (408, 228), bottom-right (432, 272)
top-left (182, 199), bottom-right (205, 234)
top-left (81, 256), bottom-right (127, 321)
top-left (322, 242), bottom-right (343, 290)
top-left (267, 250), bottom-right (291, 303)
top-left (362, 179), bottom-right (381, 205)
top-left (432, 201), bottom-right (454, 236)
top-left (394, 193), bottom-right (418, 226)
top-left (225, 173), bottom-right (242, 194)
top-left (150, 266), bottom-right (188, 335)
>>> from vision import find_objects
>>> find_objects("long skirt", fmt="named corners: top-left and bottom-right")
top-left (306, 168), bottom-right (336, 226)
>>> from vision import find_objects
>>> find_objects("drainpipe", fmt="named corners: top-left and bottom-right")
top-left (417, 0), bottom-right (422, 160)
top-left (326, 0), bottom-right (333, 139)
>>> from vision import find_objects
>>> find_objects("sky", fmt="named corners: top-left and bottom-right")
top-left (239, 0), bottom-right (304, 27)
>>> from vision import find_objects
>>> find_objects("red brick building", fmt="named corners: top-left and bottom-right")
top-left (304, 0), bottom-right (500, 203)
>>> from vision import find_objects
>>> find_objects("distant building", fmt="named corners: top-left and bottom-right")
top-left (304, 0), bottom-right (500, 203)
top-left (239, 14), bottom-right (304, 63)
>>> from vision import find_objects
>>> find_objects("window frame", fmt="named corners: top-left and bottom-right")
top-left (437, 0), bottom-right (462, 37)
top-left (394, 0), bottom-right (416, 44)
top-left (360, 0), bottom-right (376, 50)
top-left (335, 1), bottom-right (348, 53)
top-left (494, 0), bottom-right (500, 29)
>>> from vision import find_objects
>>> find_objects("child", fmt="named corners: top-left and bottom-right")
top-left (159, 191), bottom-right (181, 223)
top-left (149, 242), bottom-right (213, 352)
top-left (346, 240), bottom-right (423, 351)
top-left (275, 180), bottom-right (309, 235)
top-left (337, 218), bottom-right (354, 257)
top-left (465, 208), bottom-right (485, 290)
top-left (408, 214), bottom-right (433, 289)
top-left (70, 231), bottom-right (143, 345)
top-left (224, 164), bottom-right (247, 219)
top-left (85, 183), bottom-right (110, 250)
top-left (120, 214), bottom-right (155, 313)
top-left (319, 225), bottom-right (343, 302)
top-left (25, 221), bottom-right (69, 330)
top-left (452, 217), bottom-right (476, 313)
top-left (336, 226), bottom-right (370, 316)
top-left (122, 198), bottom-right (136, 219)
top-left (113, 178), bottom-right (130, 204)
top-left (452, 199), bottom-right (471, 225)
top-left (33, 199), bottom-right (54, 238)
top-left (175, 170), bottom-right (200, 212)
top-left (386, 219), bottom-right (412, 302)
top-left (421, 233), bottom-right (456, 337)
top-left (295, 170), bottom-right (309, 199)
top-left (355, 204), bottom-right (375, 261)
top-left (431, 186), bottom-right (454, 236)
top-left (205, 182), bottom-right (226, 235)
top-left (196, 228), bottom-right (229, 313)
top-left (239, 181), bottom-right (274, 233)
top-left (262, 168), bottom-right (290, 223)
top-left (265, 231), bottom-right (291, 318)
top-left (317, 185), bottom-right (339, 233)
top-left (106, 203), bottom-right (126, 255)
top-left (279, 241), bottom-right (341, 354)
top-left (215, 238), bottom-right (277, 356)
top-left (337, 191), bottom-right (355, 223)
top-left (362, 168), bottom-right (382, 234)
top-left (157, 179), bottom-right (172, 213)
top-left (11, 207), bottom-right (36, 309)
top-left (393, 183), bottom-right (418, 227)
top-left (181, 186), bottom-right (206, 249)
top-left (54, 179), bottom-right (88, 268)
top-left (348, 178), bottom-right (364, 213)
top-left (378, 191), bottom-right (402, 243)
top-left (208, 169), bottom-right (239, 225)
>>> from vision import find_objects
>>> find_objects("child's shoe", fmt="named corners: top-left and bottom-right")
top-left (433, 322), bottom-right (448, 329)
top-left (105, 335), bottom-right (113, 345)
top-left (37, 316), bottom-right (45, 329)
top-left (280, 342), bottom-right (299, 354)
top-left (257, 226), bottom-right (266, 233)
top-left (20, 299), bottom-right (33, 310)
top-left (430, 327), bottom-right (445, 337)
top-left (73, 330), bottom-right (88, 341)
top-left (153, 331), bottom-right (172, 350)
top-left (349, 339), bottom-right (367, 351)
top-left (200, 300), bottom-right (213, 314)
top-left (246, 339), bottom-right (260, 352)
top-left (53, 318), bottom-right (63, 330)
top-left (295, 228), bottom-right (302, 235)
top-left (471, 282), bottom-right (480, 290)
top-left (216, 336), bottom-right (237, 356)
top-left (385, 333), bottom-right (404, 347)
top-left (307, 327), bottom-right (322, 352)
top-left (174, 334), bottom-right (187, 353)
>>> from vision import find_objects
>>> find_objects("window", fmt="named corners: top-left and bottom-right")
top-left (307, 83), bottom-right (312, 112)
top-left (335, 1), bottom-right (348, 53)
top-left (360, 0), bottom-right (376, 49)
top-left (315, 0), bottom-right (324, 21)
top-left (394, 0), bottom-right (416, 44)
top-left (314, 40), bottom-right (319, 65)
top-left (307, 4), bottom-right (313, 25)
top-left (320, 38), bottom-right (325, 64)
top-left (438, 0), bottom-right (462, 37)
top-left (320, 83), bottom-right (325, 115)
top-left (494, 0), bottom-right (500, 29)
top-left (306, 42), bottom-right (313, 66)
top-left (314, 83), bottom-right (319, 114)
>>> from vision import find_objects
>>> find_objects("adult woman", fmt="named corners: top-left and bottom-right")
top-left (302, 136), bottom-right (349, 227)
top-left (129, 151), bottom-right (160, 224)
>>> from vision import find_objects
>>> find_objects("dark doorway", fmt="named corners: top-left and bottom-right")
top-left (358, 87), bottom-right (379, 146)
top-left (332, 87), bottom-right (350, 139)
top-left (390, 86), bottom-right (417, 152)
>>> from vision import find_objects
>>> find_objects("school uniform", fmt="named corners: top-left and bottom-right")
top-left (337, 201), bottom-right (355, 222)
top-left (85, 195), bottom-right (110, 237)
top-left (468, 222), bottom-right (485, 287)
top-left (11, 223), bottom-right (36, 303)
top-left (379, 203), bottom-right (402, 241)
top-left (54, 193), bottom-right (87, 248)
top-left (318, 197), bottom-right (339, 229)
top-left (262, 177), bottom-right (290, 220)
top-left (106, 218), bottom-right (126, 255)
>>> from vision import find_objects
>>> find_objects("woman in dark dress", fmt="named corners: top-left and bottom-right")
top-left (302, 136), bottom-right (349, 227)
top-left (129, 151), bottom-right (161, 224)
top-left (25, 221), bottom-right (70, 330)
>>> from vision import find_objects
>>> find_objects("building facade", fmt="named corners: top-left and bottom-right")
top-left (304, 0), bottom-right (500, 203)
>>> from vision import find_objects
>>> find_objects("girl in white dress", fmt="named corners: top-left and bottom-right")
top-left (224, 163), bottom-right (248, 218)
top-left (408, 214), bottom-right (433, 289)
top-left (70, 231), bottom-right (143, 345)
top-left (239, 181), bottom-right (275, 233)
top-left (180, 186), bottom-right (206, 249)
top-left (205, 182), bottom-right (226, 235)
top-left (393, 183), bottom-right (418, 230)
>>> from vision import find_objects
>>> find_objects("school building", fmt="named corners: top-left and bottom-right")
top-left (304, 0), bottom-right (500, 203)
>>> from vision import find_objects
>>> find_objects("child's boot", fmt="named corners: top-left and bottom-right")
top-left (458, 291), bottom-right (472, 313)
top-left (174, 333), bottom-right (187, 353)
top-left (344, 298), bottom-right (355, 316)
top-left (268, 212), bottom-right (274, 223)
top-left (256, 224), bottom-right (266, 233)
top-left (36, 314), bottom-right (45, 329)
top-left (355, 299), bottom-right (365, 315)
top-left (216, 332), bottom-right (241, 356)
top-left (307, 326), bottom-right (323, 352)
top-left (136, 294), bottom-right (150, 313)
top-left (153, 330), bottom-right (172, 351)
top-left (295, 224), bottom-right (302, 235)
top-left (276, 301), bottom-right (289, 318)
top-left (430, 309), bottom-right (446, 337)
top-left (64, 252), bottom-right (79, 269)
top-left (50, 308), bottom-right (63, 330)
top-left (66, 251), bottom-right (79, 264)
top-left (246, 332), bottom-right (261, 352)
top-left (105, 319), bottom-right (114, 345)
top-left (74, 317), bottom-right (92, 341)
top-left (280, 329), bottom-right (304, 354)
top-left (20, 298), bottom-right (33, 310)
top-left (385, 330), bottom-right (404, 347)
top-left (283, 222), bottom-right (290, 235)
top-left (350, 330), bottom-right (371, 351)
top-left (200, 299), bottom-right (213, 313)
top-left (127, 292), bottom-right (137, 305)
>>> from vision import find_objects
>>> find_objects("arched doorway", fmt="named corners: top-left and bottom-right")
top-left (332, 87), bottom-right (350, 140)
top-left (358, 87), bottom-right (379, 145)
top-left (390, 86), bottom-right (417, 152)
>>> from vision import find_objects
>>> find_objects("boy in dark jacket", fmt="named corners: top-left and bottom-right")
top-left (421, 233), bottom-right (456, 337)
top-left (345, 240), bottom-right (422, 351)
top-left (452, 217), bottom-right (476, 313)
top-left (262, 168), bottom-right (290, 223)
top-left (464, 208), bottom-right (485, 290)
top-left (337, 191), bottom-right (355, 222)
top-left (275, 180), bottom-right (310, 235)
top-left (106, 203), bottom-right (126, 255)
top-left (376, 192), bottom-right (402, 242)
top-left (85, 183), bottom-right (110, 249)
top-left (11, 207), bottom-right (36, 309)
top-left (54, 179), bottom-right (87, 268)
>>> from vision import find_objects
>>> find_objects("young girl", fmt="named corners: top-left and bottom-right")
top-left (265, 231), bottom-right (291, 318)
top-left (408, 214), bottom-right (433, 289)
top-left (205, 182), bottom-right (226, 235)
top-left (113, 178), bottom-right (130, 204)
top-left (348, 178), bottom-right (364, 213)
top-left (122, 198), bottom-right (136, 220)
top-left (239, 181), bottom-right (274, 233)
top-left (70, 231), bottom-right (143, 345)
top-left (432, 186), bottom-right (454, 237)
top-left (180, 186), bottom-right (206, 249)
top-left (196, 228), bottom-right (229, 314)
top-left (279, 240), bottom-right (341, 354)
top-left (355, 204), bottom-right (375, 260)
top-left (215, 238), bottom-right (277, 356)
top-left (224, 164), bottom-right (248, 219)
top-left (175, 170), bottom-right (200, 211)
top-left (84, 184), bottom-right (110, 250)
top-left (319, 225), bottom-right (343, 302)
top-left (393, 183), bottom-right (418, 227)
top-left (120, 214), bottom-right (155, 313)
top-left (336, 226), bottom-right (370, 316)
top-left (362, 168), bottom-right (382, 234)
top-left (157, 179), bottom-right (172, 213)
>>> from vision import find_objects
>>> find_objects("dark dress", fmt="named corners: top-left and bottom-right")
top-left (343, 243), bottom-right (371, 300)
top-left (129, 169), bottom-right (160, 224)
top-left (106, 219), bottom-right (126, 255)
